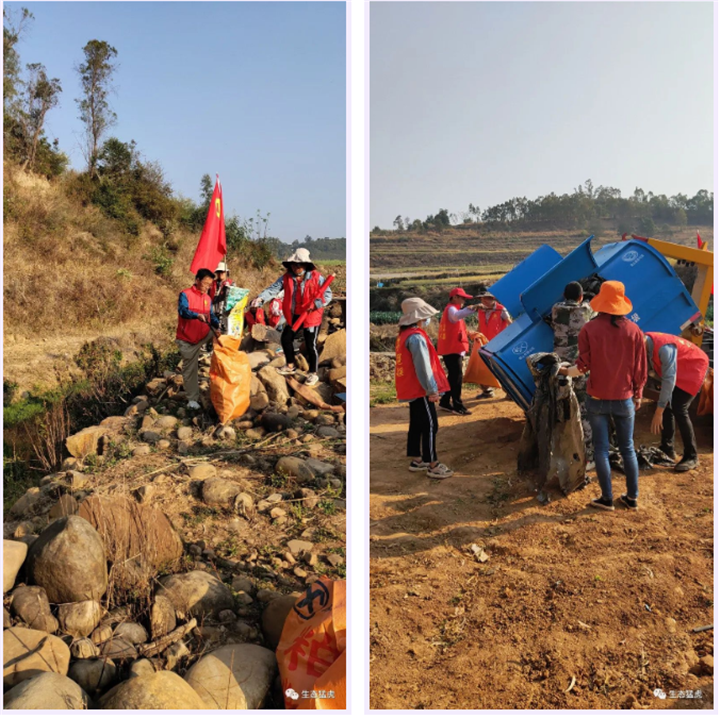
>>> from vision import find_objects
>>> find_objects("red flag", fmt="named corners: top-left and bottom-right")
top-left (190, 176), bottom-right (227, 275)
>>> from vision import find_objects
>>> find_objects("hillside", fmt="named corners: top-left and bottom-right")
top-left (2, 163), bottom-right (343, 394)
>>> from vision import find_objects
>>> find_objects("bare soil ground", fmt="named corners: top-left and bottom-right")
top-left (369, 391), bottom-right (714, 710)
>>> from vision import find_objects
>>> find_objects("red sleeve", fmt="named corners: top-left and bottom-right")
top-left (633, 328), bottom-right (648, 398)
top-left (576, 324), bottom-right (590, 372)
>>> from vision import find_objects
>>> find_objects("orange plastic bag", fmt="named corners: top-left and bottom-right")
top-left (697, 368), bottom-right (713, 416)
top-left (209, 336), bottom-right (251, 424)
top-left (463, 333), bottom-right (501, 388)
top-left (277, 578), bottom-right (346, 710)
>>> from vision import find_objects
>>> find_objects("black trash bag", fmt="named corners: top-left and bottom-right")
top-left (518, 352), bottom-right (587, 495)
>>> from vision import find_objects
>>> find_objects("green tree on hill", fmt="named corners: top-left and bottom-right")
top-left (20, 63), bottom-right (61, 171)
top-left (76, 39), bottom-right (118, 177)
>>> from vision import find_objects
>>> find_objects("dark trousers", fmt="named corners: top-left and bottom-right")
top-left (661, 386), bottom-right (698, 460)
top-left (407, 397), bottom-right (438, 463)
top-left (440, 354), bottom-right (465, 409)
top-left (281, 316), bottom-right (319, 373)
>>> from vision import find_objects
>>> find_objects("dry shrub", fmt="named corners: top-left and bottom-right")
top-left (78, 495), bottom-right (183, 609)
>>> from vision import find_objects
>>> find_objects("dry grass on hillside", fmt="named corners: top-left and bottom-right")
top-left (2, 163), bottom-right (279, 341)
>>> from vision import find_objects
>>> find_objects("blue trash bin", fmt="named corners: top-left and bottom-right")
top-left (489, 244), bottom-right (563, 318)
top-left (480, 237), bottom-right (701, 410)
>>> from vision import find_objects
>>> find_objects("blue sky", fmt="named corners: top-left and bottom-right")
top-left (6, 2), bottom-right (346, 242)
top-left (371, 2), bottom-right (715, 228)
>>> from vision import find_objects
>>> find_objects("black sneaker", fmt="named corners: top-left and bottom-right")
top-left (455, 406), bottom-right (471, 416)
top-left (674, 457), bottom-right (699, 472)
top-left (588, 497), bottom-right (615, 511)
top-left (659, 444), bottom-right (677, 461)
top-left (438, 403), bottom-right (454, 413)
top-left (620, 494), bottom-right (638, 510)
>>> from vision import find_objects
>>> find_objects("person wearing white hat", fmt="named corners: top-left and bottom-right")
top-left (395, 297), bottom-right (454, 479)
top-left (210, 261), bottom-right (235, 329)
top-left (251, 248), bottom-right (332, 387)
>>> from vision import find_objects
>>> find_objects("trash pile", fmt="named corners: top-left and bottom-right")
top-left (2, 300), bottom-right (347, 710)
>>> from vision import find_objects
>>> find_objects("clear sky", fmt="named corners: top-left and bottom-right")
top-left (6, 1), bottom-right (346, 242)
top-left (370, 2), bottom-right (714, 229)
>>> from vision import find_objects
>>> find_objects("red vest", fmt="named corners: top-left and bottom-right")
top-left (268, 298), bottom-right (282, 328)
top-left (282, 271), bottom-right (324, 328)
top-left (244, 308), bottom-right (266, 328)
top-left (477, 303), bottom-right (509, 340)
top-left (176, 286), bottom-right (212, 345)
top-left (437, 303), bottom-right (469, 355)
top-left (395, 327), bottom-right (451, 401)
top-left (647, 332), bottom-right (709, 397)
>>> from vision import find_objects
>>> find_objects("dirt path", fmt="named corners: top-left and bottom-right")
top-left (369, 391), bottom-right (714, 709)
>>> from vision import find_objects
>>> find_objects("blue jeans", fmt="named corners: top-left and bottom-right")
top-left (586, 397), bottom-right (639, 501)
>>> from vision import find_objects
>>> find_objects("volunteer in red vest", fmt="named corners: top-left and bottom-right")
top-left (437, 287), bottom-right (475, 416)
top-left (475, 287), bottom-right (512, 397)
top-left (176, 268), bottom-right (221, 410)
top-left (396, 297), bottom-right (454, 479)
top-left (251, 248), bottom-right (331, 387)
top-left (645, 332), bottom-right (709, 472)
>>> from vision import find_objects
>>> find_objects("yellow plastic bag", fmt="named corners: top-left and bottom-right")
top-left (464, 333), bottom-right (501, 388)
top-left (277, 578), bottom-right (346, 710)
top-left (209, 336), bottom-right (251, 424)
top-left (226, 288), bottom-right (250, 338)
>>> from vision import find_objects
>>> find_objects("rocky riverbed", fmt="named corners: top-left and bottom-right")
top-left (3, 305), bottom-right (347, 710)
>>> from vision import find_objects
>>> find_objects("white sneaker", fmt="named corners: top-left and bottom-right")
top-left (305, 372), bottom-right (319, 387)
top-left (277, 365), bottom-right (296, 376)
top-left (427, 463), bottom-right (454, 479)
top-left (187, 400), bottom-right (201, 410)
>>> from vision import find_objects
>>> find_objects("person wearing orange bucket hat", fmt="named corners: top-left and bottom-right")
top-left (437, 287), bottom-right (476, 415)
top-left (566, 280), bottom-right (648, 511)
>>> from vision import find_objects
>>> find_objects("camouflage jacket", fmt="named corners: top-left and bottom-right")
top-left (550, 300), bottom-right (594, 362)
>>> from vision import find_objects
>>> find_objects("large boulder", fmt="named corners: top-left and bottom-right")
top-left (251, 324), bottom-right (282, 345)
top-left (261, 595), bottom-right (300, 650)
top-left (3, 627), bottom-right (71, 688)
top-left (67, 658), bottom-right (117, 695)
top-left (257, 366), bottom-right (290, 406)
top-left (9, 586), bottom-right (58, 633)
top-left (184, 644), bottom-right (277, 709)
top-left (99, 671), bottom-right (206, 709)
top-left (114, 622), bottom-right (148, 645)
top-left (27, 516), bottom-right (107, 603)
top-left (247, 351), bottom-right (271, 370)
top-left (2, 672), bottom-right (89, 709)
top-left (65, 426), bottom-right (106, 459)
top-left (58, 600), bottom-right (103, 638)
top-left (77, 496), bottom-right (182, 593)
top-left (319, 329), bottom-right (346, 365)
top-left (3, 540), bottom-right (27, 592)
top-left (9, 487), bottom-right (43, 519)
top-left (156, 571), bottom-right (234, 620)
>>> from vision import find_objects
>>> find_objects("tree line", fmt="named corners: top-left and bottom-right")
top-left (381, 179), bottom-right (713, 236)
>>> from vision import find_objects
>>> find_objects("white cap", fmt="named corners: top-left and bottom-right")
top-left (215, 262), bottom-right (228, 273)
